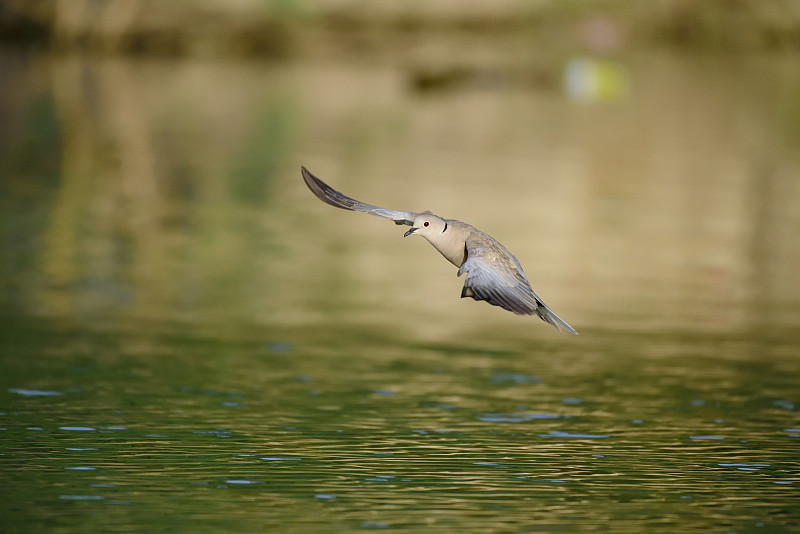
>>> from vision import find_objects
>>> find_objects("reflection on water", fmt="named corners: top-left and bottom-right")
top-left (1, 48), bottom-right (799, 532)
top-left (1, 50), bottom-right (799, 334)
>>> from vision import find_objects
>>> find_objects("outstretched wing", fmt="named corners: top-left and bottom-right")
top-left (301, 167), bottom-right (417, 226)
top-left (458, 238), bottom-right (577, 334)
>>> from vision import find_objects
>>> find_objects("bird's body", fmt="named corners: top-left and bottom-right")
top-left (301, 167), bottom-right (577, 334)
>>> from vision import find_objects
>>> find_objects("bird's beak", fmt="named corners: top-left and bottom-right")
top-left (403, 227), bottom-right (418, 238)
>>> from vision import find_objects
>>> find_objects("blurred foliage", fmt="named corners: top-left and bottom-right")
top-left (230, 97), bottom-right (297, 206)
top-left (2, 0), bottom-right (800, 55)
top-left (0, 89), bottom-right (61, 307)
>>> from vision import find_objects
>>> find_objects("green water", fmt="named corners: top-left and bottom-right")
top-left (2, 319), bottom-right (798, 532)
top-left (1, 48), bottom-right (799, 532)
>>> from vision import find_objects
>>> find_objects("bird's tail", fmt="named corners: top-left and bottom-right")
top-left (536, 303), bottom-right (578, 335)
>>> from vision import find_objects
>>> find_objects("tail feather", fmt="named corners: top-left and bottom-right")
top-left (537, 303), bottom-right (578, 335)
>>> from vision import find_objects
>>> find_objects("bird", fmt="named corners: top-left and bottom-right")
top-left (301, 167), bottom-right (577, 334)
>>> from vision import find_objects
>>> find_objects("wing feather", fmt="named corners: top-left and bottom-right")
top-left (301, 167), bottom-right (416, 225)
top-left (458, 239), bottom-right (577, 334)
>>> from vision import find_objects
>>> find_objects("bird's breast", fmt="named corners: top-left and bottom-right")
top-left (426, 232), bottom-right (468, 267)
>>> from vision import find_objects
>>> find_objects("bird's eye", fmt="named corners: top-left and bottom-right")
top-left (423, 222), bottom-right (429, 227)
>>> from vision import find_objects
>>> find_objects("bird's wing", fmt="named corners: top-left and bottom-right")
top-left (301, 167), bottom-right (417, 226)
top-left (458, 238), bottom-right (538, 315)
top-left (458, 238), bottom-right (577, 334)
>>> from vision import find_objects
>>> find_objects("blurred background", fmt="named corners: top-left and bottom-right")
top-left (2, 2), bottom-right (800, 532)
top-left (2, 0), bottom-right (799, 339)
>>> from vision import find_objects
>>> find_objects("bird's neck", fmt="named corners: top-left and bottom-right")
top-left (425, 224), bottom-right (469, 267)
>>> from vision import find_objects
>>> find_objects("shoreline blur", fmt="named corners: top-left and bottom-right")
top-left (3, 0), bottom-right (800, 58)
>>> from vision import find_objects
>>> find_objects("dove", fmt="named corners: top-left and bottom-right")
top-left (301, 166), bottom-right (577, 334)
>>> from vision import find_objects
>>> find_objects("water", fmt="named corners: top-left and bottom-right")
top-left (1, 48), bottom-right (799, 532)
top-left (2, 321), bottom-right (798, 532)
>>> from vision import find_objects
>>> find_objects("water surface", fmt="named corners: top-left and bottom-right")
top-left (1, 48), bottom-right (799, 532)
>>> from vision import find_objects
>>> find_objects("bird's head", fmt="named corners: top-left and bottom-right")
top-left (404, 212), bottom-right (447, 240)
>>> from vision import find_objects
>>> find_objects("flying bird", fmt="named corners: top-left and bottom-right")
top-left (301, 167), bottom-right (577, 334)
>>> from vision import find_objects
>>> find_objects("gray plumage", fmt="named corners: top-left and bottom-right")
top-left (301, 166), bottom-right (577, 334)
